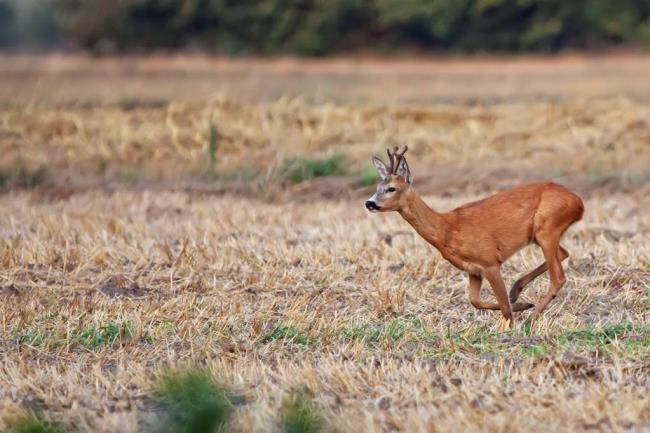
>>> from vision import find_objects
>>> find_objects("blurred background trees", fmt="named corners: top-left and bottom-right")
top-left (2, 0), bottom-right (650, 54)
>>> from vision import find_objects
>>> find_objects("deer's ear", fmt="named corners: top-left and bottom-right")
top-left (372, 157), bottom-right (389, 179)
top-left (396, 157), bottom-right (413, 185)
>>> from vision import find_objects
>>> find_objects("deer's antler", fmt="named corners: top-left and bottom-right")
top-left (387, 145), bottom-right (408, 174)
top-left (386, 147), bottom-right (396, 174)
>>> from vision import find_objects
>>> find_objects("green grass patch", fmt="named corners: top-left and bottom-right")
top-left (221, 165), bottom-right (261, 182)
top-left (558, 323), bottom-right (635, 346)
top-left (14, 330), bottom-right (54, 348)
top-left (545, 323), bottom-right (650, 357)
top-left (280, 395), bottom-right (324, 433)
top-left (262, 324), bottom-right (316, 347)
top-left (208, 123), bottom-right (219, 171)
top-left (342, 319), bottom-right (650, 359)
top-left (522, 343), bottom-right (550, 357)
top-left (343, 323), bottom-right (383, 344)
top-left (280, 154), bottom-right (346, 183)
top-left (0, 165), bottom-right (47, 190)
top-left (13, 321), bottom-right (135, 351)
top-left (458, 323), bottom-right (648, 358)
top-left (148, 368), bottom-right (233, 433)
top-left (76, 321), bottom-right (133, 350)
top-left (343, 316), bottom-right (436, 347)
top-left (8, 412), bottom-right (66, 433)
top-left (359, 163), bottom-right (381, 186)
top-left (117, 98), bottom-right (169, 111)
top-left (118, 166), bottom-right (144, 184)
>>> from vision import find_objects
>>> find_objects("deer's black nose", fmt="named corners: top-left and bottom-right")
top-left (365, 200), bottom-right (379, 210)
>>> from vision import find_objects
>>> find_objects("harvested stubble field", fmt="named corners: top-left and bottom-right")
top-left (0, 55), bottom-right (650, 433)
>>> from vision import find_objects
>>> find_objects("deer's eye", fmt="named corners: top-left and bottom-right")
top-left (387, 187), bottom-right (397, 193)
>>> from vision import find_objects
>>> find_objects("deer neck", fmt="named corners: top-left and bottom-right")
top-left (398, 190), bottom-right (450, 251)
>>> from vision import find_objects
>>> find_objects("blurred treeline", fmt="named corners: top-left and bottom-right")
top-left (1, 0), bottom-right (650, 55)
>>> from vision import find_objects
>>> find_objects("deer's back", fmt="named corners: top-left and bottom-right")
top-left (445, 182), bottom-right (583, 263)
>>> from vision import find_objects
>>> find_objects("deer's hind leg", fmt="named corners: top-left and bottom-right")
top-left (509, 246), bottom-right (569, 303)
top-left (527, 236), bottom-right (568, 323)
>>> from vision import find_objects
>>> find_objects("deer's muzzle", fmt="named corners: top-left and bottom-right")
top-left (365, 200), bottom-right (380, 211)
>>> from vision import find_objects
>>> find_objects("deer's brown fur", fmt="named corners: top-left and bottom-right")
top-left (366, 147), bottom-right (584, 328)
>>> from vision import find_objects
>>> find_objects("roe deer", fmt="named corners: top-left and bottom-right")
top-left (365, 146), bottom-right (584, 329)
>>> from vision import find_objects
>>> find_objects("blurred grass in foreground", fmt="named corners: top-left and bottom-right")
top-left (280, 395), bottom-right (325, 433)
top-left (148, 368), bottom-right (233, 433)
top-left (9, 412), bottom-right (66, 433)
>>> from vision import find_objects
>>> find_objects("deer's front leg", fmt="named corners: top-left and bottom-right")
top-left (468, 274), bottom-right (500, 310)
top-left (468, 273), bottom-right (534, 314)
top-left (483, 267), bottom-right (514, 329)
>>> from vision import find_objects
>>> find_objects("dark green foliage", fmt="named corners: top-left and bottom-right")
top-left (280, 395), bottom-right (325, 433)
top-left (149, 368), bottom-right (233, 433)
top-left (42, 0), bottom-right (650, 54)
top-left (9, 412), bottom-right (65, 433)
top-left (0, 0), bottom-right (60, 48)
top-left (376, 0), bottom-right (650, 52)
top-left (281, 154), bottom-right (346, 184)
top-left (0, 1), bottom-right (16, 46)
top-left (22, 1), bottom-right (59, 46)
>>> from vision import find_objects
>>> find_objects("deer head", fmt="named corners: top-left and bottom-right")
top-left (365, 145), bottom-right (413, 212)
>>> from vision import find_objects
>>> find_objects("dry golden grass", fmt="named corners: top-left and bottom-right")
top-left (0, 55), bottom-right (649, 433)
top-left (0, 189), bottom-right (648, 432)
top-left (2, 95), bottom-right (649, 196)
